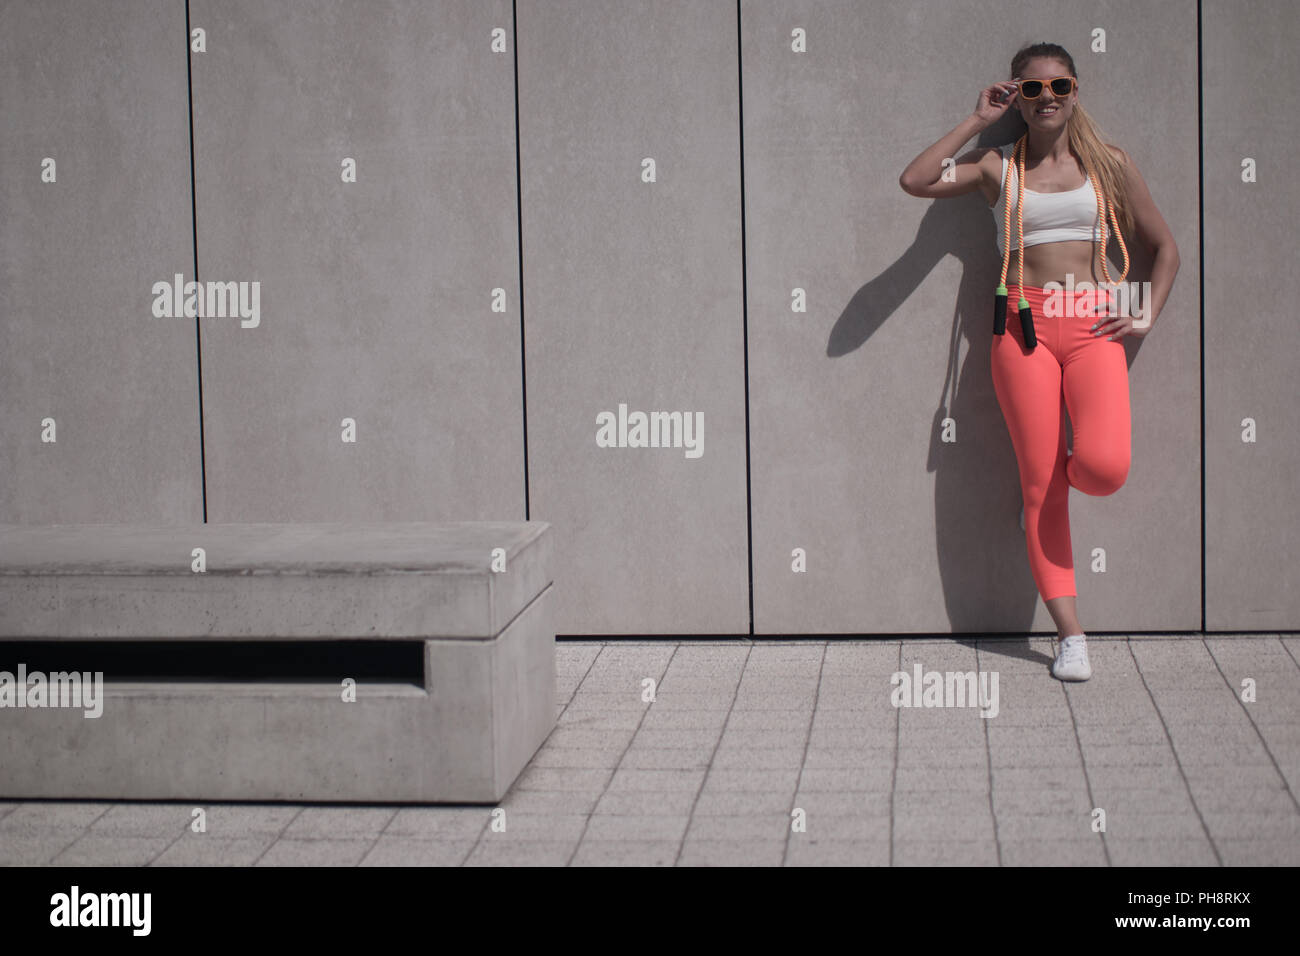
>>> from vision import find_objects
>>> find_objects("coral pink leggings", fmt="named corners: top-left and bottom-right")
top-left (990, 283), bottom-right (1131, 601)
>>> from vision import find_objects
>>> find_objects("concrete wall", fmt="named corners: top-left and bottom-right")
top-left (0, 0), bottom-right (200, 523)
top-left (1202, 0), bottom-right (1299, 632)
top-left (0, 0), bottom-right (1291, 635)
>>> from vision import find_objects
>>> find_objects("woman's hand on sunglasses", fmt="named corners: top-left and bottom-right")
top-left (974, 82), bottom-right (1018, 126)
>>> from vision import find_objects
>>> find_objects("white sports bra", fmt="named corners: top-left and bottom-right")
top-left (992, 143), bottom-right (1102, 255)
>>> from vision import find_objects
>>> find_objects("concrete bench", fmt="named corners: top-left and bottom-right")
top-left (0, 522), bottom-right (554, 803)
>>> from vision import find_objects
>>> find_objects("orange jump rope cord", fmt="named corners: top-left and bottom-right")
top-left (996, 135), bottom-right (1023, 290)
top-left (1091, 171), bottom-right (1129, 286)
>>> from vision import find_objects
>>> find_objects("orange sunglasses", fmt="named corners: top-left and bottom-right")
top-left (1013, 76), bottom-right (1078, 99)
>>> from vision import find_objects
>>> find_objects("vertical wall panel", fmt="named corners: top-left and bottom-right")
top-left (745, 1), bottom-right (1200, 634)
top-left (518, 0), bottom-right (748, 634)
top-left (1203, 0), bottom-right (1300, 630)
top-left (191, 0), bottom-right (523, 522)
top-left (0, 0), bottom-right (200, 522)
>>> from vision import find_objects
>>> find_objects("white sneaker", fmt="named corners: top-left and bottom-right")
top-left (1051, 634), bottom-right (1091, 681)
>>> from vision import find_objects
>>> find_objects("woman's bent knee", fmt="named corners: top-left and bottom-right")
top-left (1072, 455), bottom-right (1129, 496)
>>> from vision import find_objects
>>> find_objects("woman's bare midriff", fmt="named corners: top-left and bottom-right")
top-left (1000, 239), bottom-right (1113, 289)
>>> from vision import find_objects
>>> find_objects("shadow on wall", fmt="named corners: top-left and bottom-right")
top-left (824, 117), bottom-right (1154, 646)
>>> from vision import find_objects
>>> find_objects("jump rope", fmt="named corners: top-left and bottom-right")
top-left (993, 133), bottom-right (1130, 349)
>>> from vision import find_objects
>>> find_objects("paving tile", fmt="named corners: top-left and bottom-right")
top-left (1085, 765), bottom-right (1189, 791)
top-left (1106, 837), bottom-right (1218, 866)
top-left (812, 709), bottom-right (900, 729)
top-left (676, 839), bottom-right (786, 866)
top-left (0, 802), bottom-right (112, 832)
top-left (570, 840), bottom-right (679, 866)
top-left (1101, 812), bottom-right (1209, 838)
top-left (793, 791), bottom-right (893, 816)
top-left (581, 814), bottom-right (690, 842)
top-left (995, 812), bottom-right (1099, 841)
top-left (85, 803), bottom-right (193, 837)
top-left (725, 710), bottom-right (819, 731)
top-left (1080, 743), bottom-right (1180, 767)
top-left (556, 710), bottom-right (646, 731)
top-left (701, 768), bottom-right (801, 792)
top-left (606, 768), bottom-right (708, 792)
top-left (1090, 788), bottom-right (1197, 816)
top-left (686, 814), bottom-right (791, 841)
top-left (150, 835), bottom-right (276, 866)
top-left (639, 708), bottom-right (731, 729)
top-left (592, 789), bottom-right (699, 816)
top-left (1217, 837), bottom-right (1300, 866)
top-left (894, 841), bottom-right (999, 866)
top-left (282, 806), bottom-right (397, 839)
top-left (720, 728), bottom-right (812, 749)
top-left (510, 766), bottom-right (613, 792)
top-left (528, 747), bottom-right (627, 769)
top-left (783, 839), bottom-right (890, 866)
top-left (542, 727), bottom-right (636, 749)
top-left (895, 746), bottom-right (988, 769)
top-left (0, 831), bottom-right (81, 865)
top-left (998, 838), bottom-right (1107, 866)
top-left (632, 728), bottom-right (725, 749)
top-left (51, 834), bottom-right (175, 866)
top-left (480, 813), bottom-right (589, 842)
top-left (1183, 777), bottom-right (1296, 813)
top-left (894, 814), bottom-right (996, 842)
top-left (254, 838), bottom-right (377, 866)
top-left (462, 840), bottom-right (577, 866)
top-left (692, 789), bottom-right (796, 816)
top-left (710, 746), bottom-right (806, 770)
top-left (807, 727), bottom-right (897, 749)
top-left (498, 790), bottom-right (600, 815)
top-left (1199, 810), bottom-right (1300, 840)
top-left (993, 768), bottom-right (1089, 792)
top-left (384, 807), bottom-right (491, 839)
top-left (892, 766), bottom-right (988, 791)
top-left (802, 747), bottom-right (896, 769)
top-left (991, 788), bottom-right (1089, 816)
top-left (796, 815), bottom-right (891, 841)
top-left (619, 748), bottom-right (713, 770)
top-left (193, 805), bottom-right (302, 836)
top-left (654, 692), bottom-right (739, 711)
top-left (732, 694), bottom-right (816, 711)
top-left (794, 768), bottom-right (894, 792)
top-left (990, 744), bottom-right (1082, 768)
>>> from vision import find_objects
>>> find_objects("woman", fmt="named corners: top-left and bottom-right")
top-left (899, 42), bottom-right (1180, 681)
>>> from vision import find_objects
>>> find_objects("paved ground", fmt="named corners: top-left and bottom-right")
top-left (2, 635), bottom-right (1297, 866)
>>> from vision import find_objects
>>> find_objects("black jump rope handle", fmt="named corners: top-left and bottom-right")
top-left (1019, 303), bottom-right (1036, 349)
top-left (994, 294), bottom-right (1036, 349)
